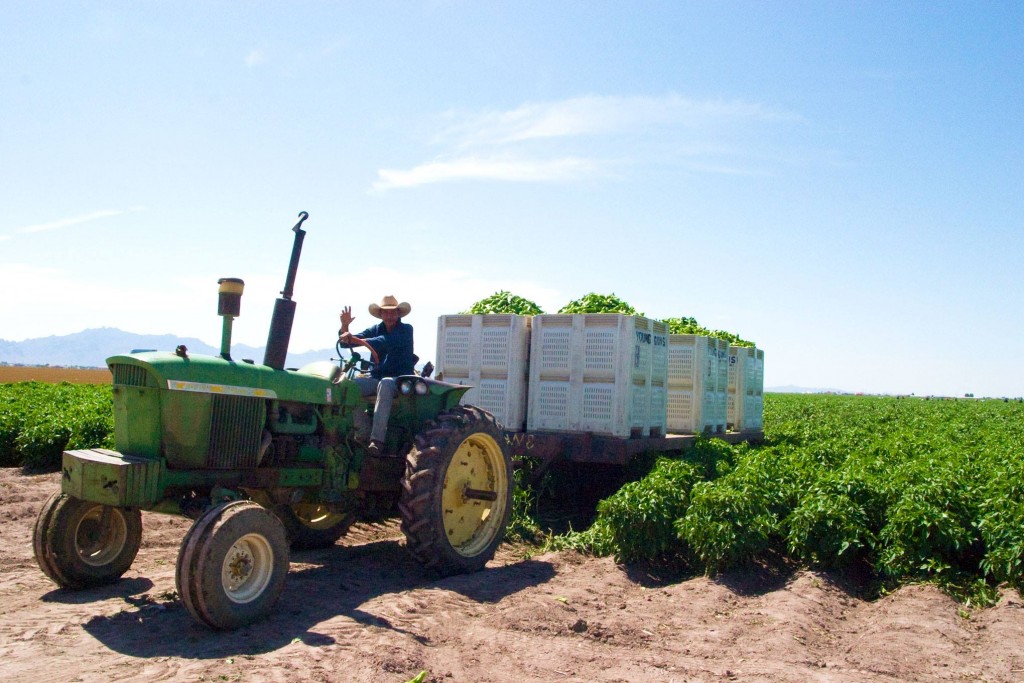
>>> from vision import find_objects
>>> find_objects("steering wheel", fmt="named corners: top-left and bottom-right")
top-left (336, 336), bottom-right (380, 377)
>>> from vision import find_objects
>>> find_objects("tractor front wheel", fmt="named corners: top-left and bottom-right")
top-left (273, 503), bottom-right (355, 550)
top-left (399, 405), bottom-right (513, 575)
top-left (176, 500), bottom-right (289, 630)
top-left (33, 491), bottom-right (142, 589)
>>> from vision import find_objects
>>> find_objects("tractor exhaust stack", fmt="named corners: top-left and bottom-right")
top-left (263, 211), bottom-right (309, 370)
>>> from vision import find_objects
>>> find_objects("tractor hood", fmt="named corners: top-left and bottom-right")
top-left (107, 352), bottom-right (339, 405)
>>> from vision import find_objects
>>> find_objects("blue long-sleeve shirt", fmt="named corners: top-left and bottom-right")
top-left (349, 320), bottom-right (415, 379)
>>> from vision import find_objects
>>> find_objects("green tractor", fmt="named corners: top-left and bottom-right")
top-left (33, 212), bottom-right (514, 630)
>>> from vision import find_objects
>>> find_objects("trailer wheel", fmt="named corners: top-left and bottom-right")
top-left (273, 503), bottom-right (355, 550)
top-left (176, 500), bottom-right (288, 630)
top-left (399, 405), bottom-right (513, 575)
top-left (33, 491), bottom-right (142, 589)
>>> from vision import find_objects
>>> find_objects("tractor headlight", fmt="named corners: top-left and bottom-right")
top-left (400, 379), bottom-right (429, 396)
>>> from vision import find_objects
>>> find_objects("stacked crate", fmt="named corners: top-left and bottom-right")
top-left (727, 345), bottom-right (764, 431)
top-left (667, 335), bottom-right (728, 434)
top-left (434, 314), bottom-right (531, 431)
top-left (715, 340), bottom-right (730, 428)
top-left (744, 348), bottom-right (765, 431)
top-left (527, 314), bottom-right (668, 437)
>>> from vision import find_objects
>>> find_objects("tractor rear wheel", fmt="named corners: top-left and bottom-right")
top-left (399, 405), bottom-right (513, 575)
top-left (33, 491), bottom-right (142, 589)
top-left (273, 503), bottom-right (355, 550)
top-left (176, 500), bottom-right (289, 630)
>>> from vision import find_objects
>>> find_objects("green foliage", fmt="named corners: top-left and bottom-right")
top-left (662, 316), bottom-right (702, 334)
top-left (662, 316), bottom-right (755, 347)
top-left (506, 457), bottom-right (545, 543)
top-left (547, 517), bottom-right (617, 557)
top-left (708, 330), bottom-right (755, 347)
top-left (16, 417), bottom-right (73, 471)
top-left (677, 475), bottom-right (778, 572)
top-left (977, 462), bottom-right (1024, 587)
top-left (558, 293), bottom-right (643, 316)
top-left (546, 393), bottom-right (1024, 600)
top-left (0, 382), bottom-right (114, 471)
top-left (463, 291), bottom-right (544, 315)
top-left (594, 457), bottom-right (701, 563)
top-left (877, 461), bottom-right (982, 580)
top-left (783, 477), bottom-right (874, 568)
top-left (0, 411), bottom-right (26, 467)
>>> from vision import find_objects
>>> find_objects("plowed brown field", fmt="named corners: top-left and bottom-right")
top-left (0, 366), bottom-right (111, 384)
top-left (2, 469), bottom-right (1023, 682)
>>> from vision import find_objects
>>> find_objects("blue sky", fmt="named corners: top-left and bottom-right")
top-left (1, 2), bottom-right (1021, 397)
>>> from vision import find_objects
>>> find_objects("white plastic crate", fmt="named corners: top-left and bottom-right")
top-left (527, 314), bottom-right (668, 437)
top-left (743, 349), bottom-right (758, 394)
top-left (727, 345), bottom-right (752, 394)
top-left (435, 314), bottom-right (531, 431)
top-left (727, 390), bottom-right (744, 432)
top-left (743, 393), bottom-right (764, 431)
top-left (750, 348), bottom-right (765, 396)
top-left (727, 345), bottom-right (750, 430)
top-left (666, 335), bottom-right (727, 433)
top-left (744, 349), bottom-right (765, 431)
top-left (727, 345), bottom-right (765, 431)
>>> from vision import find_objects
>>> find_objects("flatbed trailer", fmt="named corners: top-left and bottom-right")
top-left (503, 429), bottom-right (765, 483)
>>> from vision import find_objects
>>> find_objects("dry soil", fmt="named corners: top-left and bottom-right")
top-left (1, 468), bottom-right (1022, 683)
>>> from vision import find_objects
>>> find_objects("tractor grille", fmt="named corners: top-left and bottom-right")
top-left (207, 394), bottom-right (265, 469)
top-left (111, 364), bottom-right (149, 387)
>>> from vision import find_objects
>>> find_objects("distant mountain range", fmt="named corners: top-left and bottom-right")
top-left (0, 328), bottom-right (335, 369)
top-left (765, 384), bottom-right (847, 394)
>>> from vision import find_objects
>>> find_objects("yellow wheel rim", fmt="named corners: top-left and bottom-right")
top-left (292, 503), bottom-right (347, 531)
top-left (441, 432), bottom-right (508, 557)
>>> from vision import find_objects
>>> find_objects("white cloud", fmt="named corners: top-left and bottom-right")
top-left (245, 49), bottom-right (266, 67)
top-left (437, 94), bottom-right (797, 148)
top-left (373, 156), bottom-right (600, 190)
top-left (16, 207), bottom-right (143, 234)
top-left (374, 93), bottom-right (799, 191)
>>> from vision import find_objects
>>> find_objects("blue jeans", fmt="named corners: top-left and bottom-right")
top-left (354, 376), bottom-right (398, 443)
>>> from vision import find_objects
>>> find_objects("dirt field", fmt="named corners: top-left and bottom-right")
top-left (0, 366), bottom-right (111, 384)
top-left (2, 468), bottom-right (1023, 683)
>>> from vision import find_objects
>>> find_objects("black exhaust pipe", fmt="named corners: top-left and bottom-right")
top-left (263, 211), bottom-right (309, 370)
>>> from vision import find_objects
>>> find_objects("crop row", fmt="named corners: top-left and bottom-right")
top-left (548, 393), bottom-right (1024, 601)
top-left (0, 382), bottom-right (113, 470)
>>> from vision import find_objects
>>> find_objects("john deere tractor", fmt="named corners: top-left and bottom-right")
top-left (33, 212), bottom-right (513, 630)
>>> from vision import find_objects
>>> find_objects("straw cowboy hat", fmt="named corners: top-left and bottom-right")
top-left (368, 295), bottom-right (411, 318)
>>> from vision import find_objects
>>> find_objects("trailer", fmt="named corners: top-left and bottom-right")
top-left (435, 312), bottom-right (766, 486)
top-left (503, 428), bottom-right (765, 485)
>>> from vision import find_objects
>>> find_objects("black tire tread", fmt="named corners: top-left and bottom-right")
top-left (176, 500), bottom-right (289, 630)
top-left (33, 492), bottom-right (142, 590)
top-left (399, 405), bottom-right (512, 576)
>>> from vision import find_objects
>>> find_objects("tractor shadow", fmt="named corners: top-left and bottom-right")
top-left (80, 536), bottom-right (555, 659)
top-left (40, 577), bottom-right (156, 604)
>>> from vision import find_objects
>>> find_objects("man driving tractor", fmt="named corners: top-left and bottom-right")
top-left (338, 294), bottom-right (415, 455)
